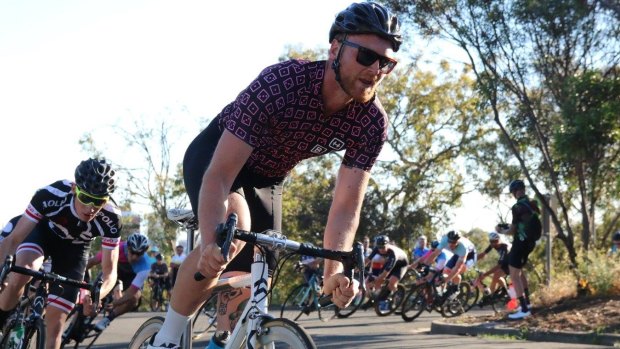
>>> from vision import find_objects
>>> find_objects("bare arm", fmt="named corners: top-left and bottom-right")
top-left (0, 217), bottom-right (36, 262)
top-left (322, 165), bottom-right (370, 279)
top-left (100, 247), bottom-right (119, 298)
top-left (196, 130), bottom-right (253, 278)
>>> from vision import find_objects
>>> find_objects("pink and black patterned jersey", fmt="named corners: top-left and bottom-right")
top-left (23, 180), bottom-right (122, 248)
top-left (216, 59), bottom-right (388, 178)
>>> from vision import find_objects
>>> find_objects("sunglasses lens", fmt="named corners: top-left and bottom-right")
top-left (76, 188), bottom-right (108, 207)
top-left (356, 47), bottom-right (379, 67)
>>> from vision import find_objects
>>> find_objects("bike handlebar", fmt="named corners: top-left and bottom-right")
top-left (194, 213), bottom-right (367, 299)
top-left (0, 255), bottom-right (103, 312)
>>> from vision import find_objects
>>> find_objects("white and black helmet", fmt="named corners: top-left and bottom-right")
top-left (74, 158), bottom-right (117, 196)
top-left (127, 233), bottom-right (149, 254)
top-left (488, 232), bottom-right (501, 242)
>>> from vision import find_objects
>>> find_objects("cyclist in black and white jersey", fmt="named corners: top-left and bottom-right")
top-left (365, 235), bottom-right (409, 295)
top-left (474, 232), bottom-right (511, 303)
top-left (0, 158), bottom-right (121, 349)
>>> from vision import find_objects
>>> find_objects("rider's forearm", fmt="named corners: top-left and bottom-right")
top-left (197, 175), bottom-right (230, 248)
top-left (322, 210), bottom-right (359, 278)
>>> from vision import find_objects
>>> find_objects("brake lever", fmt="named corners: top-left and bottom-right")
top-left (194, 213), bottom-right (238, 281)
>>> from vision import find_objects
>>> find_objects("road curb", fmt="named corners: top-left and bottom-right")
top-left (431, 320), bottom-right (620, 347)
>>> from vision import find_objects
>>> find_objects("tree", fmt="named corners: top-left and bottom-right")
top-left (386, 0), bottom-right (620, 265)
top-left (82, 117), bottom-right (190, 255)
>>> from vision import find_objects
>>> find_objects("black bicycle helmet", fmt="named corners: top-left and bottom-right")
top-left (613, 231), bottom-right (620, 242)
top-left (430, 240), bottom-right (439, 249)
top-left (375, 234), bottom-right (390, 247)
top-left (329, 2), bottom-right (402, 52)
top-left (127, 233), bottom-right (149, 254)
top-left (447, 230), bottom-right (460, 242)
top-left (74, 158), bottom-right (117, 196)
top-left (509, 179), bottom-right (525, 194)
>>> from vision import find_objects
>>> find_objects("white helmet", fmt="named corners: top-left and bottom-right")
top-left (127, 233), bottom-right (149, 254)
top-left (488, 232), bottom-right (501, 242)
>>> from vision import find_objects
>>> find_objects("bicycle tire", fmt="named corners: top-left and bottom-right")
top-left (128, 316), bottom-right (164, 349)
top-left (462, 282), bottom-right (479, 312)
top-left (230, 318), bottom-right (316, 349)
top-left (374, 284), bottom-right (405, 317)
top-left (442, 282), bottom-right (471, 317)
top-left (280, 284), bottom-right (310, 321)
top-left (60, 306), bottom-right (81, 349)
top-left (400, 285), bottom-right (427, 322)
top-left (192, 294), bottom-right (218, 340)
top-left (490, 287), bottom-right (510, 313)
top-left (22, 318), bottom-right (46, 349)
top-left (150, 285), bottom-right (162, 312)
top-left (334, 288), bottom-right (365, 318)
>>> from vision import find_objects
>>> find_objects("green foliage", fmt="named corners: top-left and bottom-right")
top-left (388, 0), bottom-right (620, 265)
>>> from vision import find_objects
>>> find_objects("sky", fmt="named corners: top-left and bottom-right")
top-left (0, 0), bottom-right (505, 237)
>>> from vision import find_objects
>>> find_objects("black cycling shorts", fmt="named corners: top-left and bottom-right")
top-left (18, 222), bottom-right (90, 313)
top-left (387, 259), bottom-right (409, 280)
top-left (508, 238), bottom-right (535, 269)
top-left (445, 251), bottom-right (476, 270)
top-left (183, 118), bottom-right (283, 275)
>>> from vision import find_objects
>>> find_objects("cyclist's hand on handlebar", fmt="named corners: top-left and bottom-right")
top-left (197, 242), bottom-right (238, 279)
top-left (323, 274), bottom-right (359, 309)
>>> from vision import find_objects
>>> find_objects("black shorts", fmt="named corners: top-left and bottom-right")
top-left (183, 118), bottom-right (283, 275)
top-left (498, 258), bottom-right (510, 275)
top-left (508, 238), bottom-right (535, 269)
top-left (18, 222), bottom-right (91, 313)
top-left (387, 259), bottom-right (409, 280)
top-left (445, 251), bottom-right (476, 270)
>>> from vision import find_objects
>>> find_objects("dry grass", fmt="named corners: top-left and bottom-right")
top-left (534, 273), bottom-right (577, 307)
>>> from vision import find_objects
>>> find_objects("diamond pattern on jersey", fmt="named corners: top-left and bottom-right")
top-left (218, 60), bottom-right (388, 178)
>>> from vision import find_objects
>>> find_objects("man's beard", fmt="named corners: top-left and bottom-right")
top-left (338, 74), bottom-right (376, 103)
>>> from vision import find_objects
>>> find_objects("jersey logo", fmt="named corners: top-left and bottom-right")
top-left (329, 138), bottom-right (345, 150)
top-left (310, 144), bottom-right (327, 154)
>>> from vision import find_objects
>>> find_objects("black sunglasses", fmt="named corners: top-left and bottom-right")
top-left (340, 40), bottom-right (397, 74)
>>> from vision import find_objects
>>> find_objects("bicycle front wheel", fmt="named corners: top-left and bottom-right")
top-left (192, 294), bottom-right (218, 340)
top-left (128, 316), bottom-right (164, 349)
top-left (22, 318), bottom-right (46, 349)
top-left (400, 285), bottom-right (427, 322)
top-left (374, 284), bottom-right (405, 317)
top-left (60, 306), bottom-right (81, 349)
top-left (334, 288), bottom-right (365, 318)
top-left (254, 318), bottom-right (316, 349)
top-left (280, 284), bottom-right (310, 321)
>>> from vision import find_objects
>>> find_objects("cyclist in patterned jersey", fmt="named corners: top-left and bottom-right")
top-left (0, 158), bottom-right (121, 349)
top-left (147, 3), bottom-right (403, 348)
top-left (86, 233), bottom-right (154, 332)
top-left (365, 235), bottom-right (409, 299)
top-left (426, 230), bottom-right (477, 298)
top-left (475, 231), bottom-right (511, 303)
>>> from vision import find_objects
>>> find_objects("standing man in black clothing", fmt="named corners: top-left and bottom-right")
top-left (496, 179), bottom-right (541, 319)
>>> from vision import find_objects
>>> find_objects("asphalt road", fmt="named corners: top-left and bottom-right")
top-left (87, 308), bottom-right (608, 348)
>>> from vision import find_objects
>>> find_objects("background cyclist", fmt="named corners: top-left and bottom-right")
top-left (0, 158), bottom-right (121, 349)
top-left (475, 232), bottom-right (511, 304)
top-left (147, 3), bottom-right (403, 349)
top-left (365, 235), bottom-right (409, 302)
top-left (149, 253), bottom-right (171, 306)
top-left (408, 240), bottom-right (453, 283)
top-left (87, 232), bottom-right (153, 332)
top-left (426, 230), bottom-right (477, 298)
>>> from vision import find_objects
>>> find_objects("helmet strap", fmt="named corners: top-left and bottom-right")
top-left (331, 35), bottom-right (346, 85)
